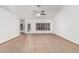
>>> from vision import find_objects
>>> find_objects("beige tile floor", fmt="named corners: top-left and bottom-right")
top-left (0, 34), bottom-right (79, 53)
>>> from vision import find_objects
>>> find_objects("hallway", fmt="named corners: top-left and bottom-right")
top-left (0, 34), bottom-right (79, 53)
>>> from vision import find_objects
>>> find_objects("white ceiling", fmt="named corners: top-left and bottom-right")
top-left (0, 5), bottom-right (64, 19)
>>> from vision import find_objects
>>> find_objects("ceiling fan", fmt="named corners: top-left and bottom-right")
top-left (32, 5), bottom-right (46, 16)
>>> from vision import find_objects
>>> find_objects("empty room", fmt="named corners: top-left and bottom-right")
top-left (0, 5), bottom-right (79, 53)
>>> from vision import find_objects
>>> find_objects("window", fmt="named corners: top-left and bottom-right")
top-left (27, 24), bottom-right (31, 32)
top-left (36, 23), bottom-right (50, 31)
top-left (20, 24), bottom-right (23, 30)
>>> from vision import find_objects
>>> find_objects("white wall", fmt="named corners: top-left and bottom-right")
top-left (25, 19), bottom-right (53, 34)
top-left (54, 6), bottom-right (79, 44)
top-left (0, 8), bottom-right (20, 43)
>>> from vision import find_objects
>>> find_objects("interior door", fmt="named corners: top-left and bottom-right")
top-left (20, 20), bottom-right (25, 34)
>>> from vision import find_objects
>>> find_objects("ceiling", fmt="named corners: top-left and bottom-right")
top-left (0, 5), bottom-right (64, 19)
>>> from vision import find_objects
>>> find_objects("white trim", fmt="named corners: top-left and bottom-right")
top-left (54, 32), bottom-right (79, 45)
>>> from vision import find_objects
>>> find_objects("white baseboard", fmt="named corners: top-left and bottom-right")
top-left (0, 33), bottom-right (20, 44)
top-left (54, 32), bottom-right (79, 45)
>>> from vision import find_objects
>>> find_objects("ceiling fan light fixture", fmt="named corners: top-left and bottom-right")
top-left (32, 5), bottom-right (46, 16)
top-left (36, 13), bottom-right (41, 16)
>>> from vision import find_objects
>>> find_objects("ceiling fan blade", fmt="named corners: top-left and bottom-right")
top-left (41, 11), bottom-right (46, 15)
top-left (41, 13), bottom-right (46, 15)
top-left (41, 10), bottom-right (45, 12)
top-left (33, 11), bottom-right (38, 13)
